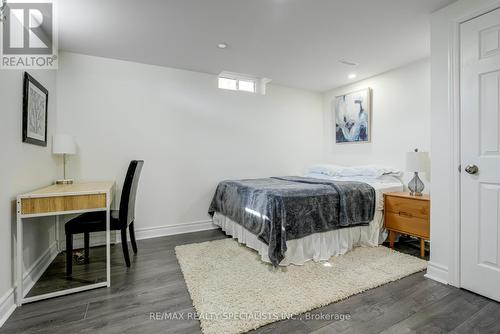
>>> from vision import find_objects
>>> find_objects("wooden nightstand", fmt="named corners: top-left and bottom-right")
top-left (384, 192), bottom-right (430, 258)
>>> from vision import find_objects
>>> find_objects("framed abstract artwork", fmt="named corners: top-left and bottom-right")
top-left (333, 88), bottom-right (371, 143)
top-left (23, 72), bottom-right (48, 146)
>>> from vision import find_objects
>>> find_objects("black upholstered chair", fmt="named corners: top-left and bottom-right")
top-left (65, 160), bottom-right (144, 275)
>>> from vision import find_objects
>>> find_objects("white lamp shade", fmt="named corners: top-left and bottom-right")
top-left (52, 134), bottom-right (76, 155)
top-left (406, 151), bottom-right (429, 172)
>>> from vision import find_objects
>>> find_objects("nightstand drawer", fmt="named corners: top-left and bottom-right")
top-left (385, 196), bottom-right (429, 219)
top-left (385, 212), bottom-right (430, 239)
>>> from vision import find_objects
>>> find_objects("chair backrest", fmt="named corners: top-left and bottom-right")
top-left (119, 160), bottom-right (144, 226)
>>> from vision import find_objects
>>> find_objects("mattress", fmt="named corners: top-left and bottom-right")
top-left (213, 175), bottom-right (403, 266)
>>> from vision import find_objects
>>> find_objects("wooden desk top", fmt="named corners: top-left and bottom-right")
top-left (19, 181), bottom-right (115, 199)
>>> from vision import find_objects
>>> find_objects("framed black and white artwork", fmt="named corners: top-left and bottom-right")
top-left (23, 72), bottom-right (48, 146)
top-left (333, 88), bottom-right (371, 143)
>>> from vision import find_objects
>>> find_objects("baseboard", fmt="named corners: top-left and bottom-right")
top-left (0, 289), bottom-right (16, 328)
top-left (59, 220), bottom-right (216, 246)
top-left (131, 220), bottom-right (218, 241)
top-left (425, 261), bottom-right (449, 285)
top-left (58, 231), bottom-right (118, 251)
top-left (22, 241), bottom-right (59, 298)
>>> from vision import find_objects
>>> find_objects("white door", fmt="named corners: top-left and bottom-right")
top-left (461, 7), bottom-right (500, 302)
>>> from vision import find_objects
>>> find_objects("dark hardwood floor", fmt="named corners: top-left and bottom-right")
top-left (2, 229), bottom-right (499, 334)
top-left (26, 246), bottom-right (108, 298)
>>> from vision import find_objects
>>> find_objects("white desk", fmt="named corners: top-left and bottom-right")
top-left (16, 181), bottom-right (115, 305)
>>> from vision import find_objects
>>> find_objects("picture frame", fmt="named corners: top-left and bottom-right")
top-left (333, 88), bottom-right (372, 144)
top-left (23, 72), bottom-right (48, 146)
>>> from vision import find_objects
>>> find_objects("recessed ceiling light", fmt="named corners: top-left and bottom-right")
top-left (217, 43), bottom-right (228, 49)
top-left (348, 73), bottom-right (357, 79)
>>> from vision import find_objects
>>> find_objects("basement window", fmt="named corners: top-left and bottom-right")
top-left (238, 80), bottom-right (256, 92)
top-left (218, 77), bottom-right (238, 91)
top-left (218, 71), bottom-right (270, 95)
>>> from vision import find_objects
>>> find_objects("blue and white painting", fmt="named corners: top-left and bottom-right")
top-left (334, 88), bottom-right (371, 143)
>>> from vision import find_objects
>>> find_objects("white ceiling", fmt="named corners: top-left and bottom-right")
top-left (57, 0), bottom-right (456, 92)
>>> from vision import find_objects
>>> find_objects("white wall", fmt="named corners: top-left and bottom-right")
top-left (322, 59), bottom-right (431, 187)
top-left (0, 70), bottom-right (58, 323)
top-left (56, 52), bottom-right (324, 236)
top-left (430, 0), bottom-right (500, 286)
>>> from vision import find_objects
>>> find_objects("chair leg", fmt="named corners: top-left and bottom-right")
top-left (129, 222), bottom-right (138, 254)
top-left (66, 233), bottom-right (73, 276)
top-left (84, 232), bottom-right (90, 264)
top-left (121, 228), bottom-right (131, 267)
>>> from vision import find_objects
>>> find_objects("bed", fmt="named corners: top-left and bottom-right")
top-left (209, 165), bottom-right (404, 266)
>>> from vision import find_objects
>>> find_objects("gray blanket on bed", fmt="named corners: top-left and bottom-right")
top-left (208, 176), bottom-right (376, 266)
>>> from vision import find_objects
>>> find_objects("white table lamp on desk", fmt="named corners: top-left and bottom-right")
top-left (53, 134), bottom-right (77, 184)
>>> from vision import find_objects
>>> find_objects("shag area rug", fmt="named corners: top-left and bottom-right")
top-left (175, 238), bottom-right (427, 334)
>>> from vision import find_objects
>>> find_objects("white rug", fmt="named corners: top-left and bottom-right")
top-left (175, 238), bottom-right (427, 334)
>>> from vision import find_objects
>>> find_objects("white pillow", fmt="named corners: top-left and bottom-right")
top-left (306, 164), bottom-right (345, 176)
top-left (339, 165), bottom-right (402, 178)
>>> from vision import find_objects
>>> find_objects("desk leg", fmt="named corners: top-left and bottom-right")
top-left (55, 216), bottom-right (60, 253)
top-left (106, 192), bottom-right (111, 287)
top-left (16, 200), bottom-right (23, 306)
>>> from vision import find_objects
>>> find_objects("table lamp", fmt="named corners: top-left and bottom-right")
top-left (53, 134), bottom-right (77, 184)
top-left (406, 148), bottom-right (429, 196)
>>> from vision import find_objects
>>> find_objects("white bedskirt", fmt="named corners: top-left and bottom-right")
top-left (213, 211), bottom-right (387, 266)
